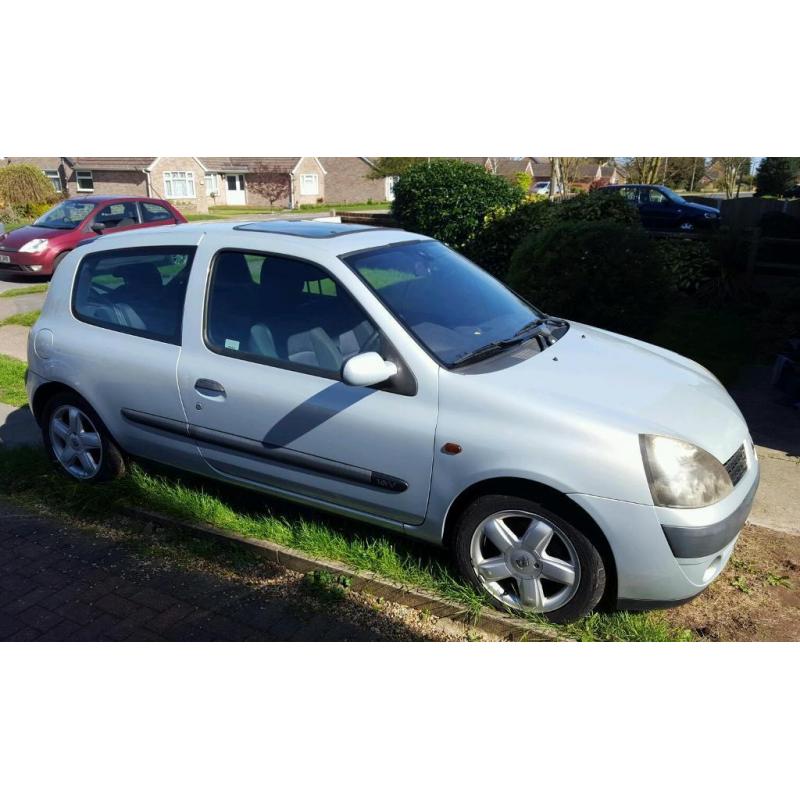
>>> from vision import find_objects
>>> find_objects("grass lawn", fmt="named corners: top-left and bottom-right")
top-left (0, 284), bottom-right (48, 299)
top-left (0, 309), bottom-right (40, 327)
top-left (0, 354), bottom-right (27, 406)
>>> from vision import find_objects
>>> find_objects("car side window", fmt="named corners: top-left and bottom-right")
top-left (205, 249), bottom-right (381, 377)
top-left (94, 202), bottom-right (140, 229)
top-left (140, 202), bottom-right (174, 223)
top-left (618, 186), bottom-right (641, 204)
top-left (73, 246), bottom-right (195, 345)
top-left (644, 188), bottom-right (669, 205)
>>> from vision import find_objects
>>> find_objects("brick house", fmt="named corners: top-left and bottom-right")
top-left (2, 156), bottom-right (393, 211)
top-left (319, 158), bottom-right (393, 204)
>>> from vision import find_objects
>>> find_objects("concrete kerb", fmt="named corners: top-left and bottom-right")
top-left (125, 507), bottom-right (564, 642)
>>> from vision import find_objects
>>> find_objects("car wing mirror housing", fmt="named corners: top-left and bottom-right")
top-left (91, 222), bottom-right (107, 234)
top-left (342, 351), bottom-right (398, 387)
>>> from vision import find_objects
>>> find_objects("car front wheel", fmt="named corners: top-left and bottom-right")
top-left (41, 391), bottom-right (125, 483)
top-left (453, 494), bottom-right (606, 623)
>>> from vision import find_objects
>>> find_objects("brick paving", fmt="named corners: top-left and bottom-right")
top-left (0, 500), bottom-right (423, 641)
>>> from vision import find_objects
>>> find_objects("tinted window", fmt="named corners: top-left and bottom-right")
top-left (73, 246), bottom-right (195, 344)
top-left (205, 250), bottom-right (380, 376)
top-left (140, 202), bottom-right (174, 222)
top-left (344, 240), bottom-right (541, 366)
top-left (95, 201), bottom-right (139, 229)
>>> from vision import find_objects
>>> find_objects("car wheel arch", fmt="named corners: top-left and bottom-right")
top-left (442, 476), bottom-right (618, 606)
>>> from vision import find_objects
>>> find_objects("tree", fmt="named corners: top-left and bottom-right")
top-left (712, 157), bottom-right (751, 198)
top-left (547, 157), bottom-right (593, 197)
top-left (247, 168), bottom-right (290, 207)
top-left (0, 163), bottom-right (58, 208)
top-left (367, 157), bottom-right (430, 179)
top-left (621, 157), bottom-right (665, 185)
top-left (755, 157), bottom-right (800, 197)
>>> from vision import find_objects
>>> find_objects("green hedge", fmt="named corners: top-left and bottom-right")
top-left (391, 160), bottom-right (524, 251)
top-left (507, 221), bottom-right (670, 338)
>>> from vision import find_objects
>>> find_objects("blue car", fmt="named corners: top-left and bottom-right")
top-left (599, 184), bottom-right (721, 232)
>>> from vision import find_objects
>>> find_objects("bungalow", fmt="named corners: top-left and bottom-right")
top-left (3, 156), bottom-right (390, 212)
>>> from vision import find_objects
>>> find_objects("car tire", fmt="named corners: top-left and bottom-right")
top-left (452, 494), bottom-right (606, 624)
top-left (50, 251), bottom-right (69, 276)
top-left (41, 391), bottom-right (126, 484)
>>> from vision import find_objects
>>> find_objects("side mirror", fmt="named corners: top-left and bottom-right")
top-left (91, 222), bottom-right (107, 234)
top-left (342, 351), bottom-right (398, 387)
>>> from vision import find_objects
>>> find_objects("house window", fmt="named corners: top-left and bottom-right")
top-left (205, 173), bottom-right (219, 195)
top-left (76, 171), bottom-right (94, 192)
top-left (299, 173), bottom-right (319, 196)
top-left (44, 170), bottom-right (62, 193)
top-left (163, 171), bottom-right (196, 199)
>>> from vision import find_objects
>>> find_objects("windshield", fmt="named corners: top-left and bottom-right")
top-left (34, 200), bottom-right (96, 230)
top-left (343, 240), bottom-right (541, 366)
top-left (659, 186), bottom-right (686, 204)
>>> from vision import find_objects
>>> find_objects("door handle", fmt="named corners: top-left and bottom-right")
top-left (195, 378), bottom-right (226, 395)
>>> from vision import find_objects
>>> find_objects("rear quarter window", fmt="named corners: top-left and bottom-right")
top-left (72, 246), bottom-right (196, 344)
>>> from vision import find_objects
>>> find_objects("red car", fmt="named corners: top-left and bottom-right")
top-left (0, 196), bottom-right (187, 277)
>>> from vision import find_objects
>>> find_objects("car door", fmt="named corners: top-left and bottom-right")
top-left (176, 243), bottom-right (439, 526)
top-left (639, 187), bottom-right (682, 229)
top-left (91, 201), bottom-right (141, 234)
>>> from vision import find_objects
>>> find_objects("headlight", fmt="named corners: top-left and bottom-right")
top-left (20, 238), bottom-right (48, 253)
top-left (703, 212), bottom-right (718, 220)
top-left (639, 434), bottom-right (733, 508)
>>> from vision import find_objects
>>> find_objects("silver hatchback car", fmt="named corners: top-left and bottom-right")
top-left (26, 220), bottom-right (759, 622)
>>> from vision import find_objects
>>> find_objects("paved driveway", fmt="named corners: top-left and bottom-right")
top-left (0, 500), bottom-right (443, 641)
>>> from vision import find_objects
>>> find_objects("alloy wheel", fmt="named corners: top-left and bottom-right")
top-left (469, 511), bottom-right (581, 613)
top-left (49, 404), bottom-right (103, 479)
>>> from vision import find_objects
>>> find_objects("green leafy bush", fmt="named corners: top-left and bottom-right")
top-left (391, 159), bottom-right (524, 250)
top-left (463, 200), bottom-right (553, 277)
top-left (551, 190), bottom-right (641, 226)
top-left (0, 164), bottom-right (59, 209)
top-left (655, 237), bottom-right (720, 293)
top-left (507, 221), bottom-right (670, 338)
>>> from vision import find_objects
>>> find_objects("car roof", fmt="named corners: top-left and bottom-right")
top-left (63, 195), bottom-right (166, 204)
top-left (75, 220), bottom-right (427, 257)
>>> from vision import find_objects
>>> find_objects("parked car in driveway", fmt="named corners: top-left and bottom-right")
top-left (26, 220), bottom-right (759, 622)
top-left (532, 181), bottom-right (550, 196)
top-left (0, 196), bottom-right (186, 277)
top-left (598, 184), bottom-right (721, 231)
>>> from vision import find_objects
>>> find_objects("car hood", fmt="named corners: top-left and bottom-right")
top-left (458, 321), bottom-right (748, 464)
top-left (682, 201), bottom-right (720, 215)
top-left (0, 225), bottom-right (71, 248)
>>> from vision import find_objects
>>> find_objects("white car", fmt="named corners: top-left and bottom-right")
top-left (26, 221), bottom-right (759, 622)
top-left (532, 181), bottom-right (550, 196)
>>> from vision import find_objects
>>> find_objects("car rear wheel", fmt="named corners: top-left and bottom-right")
top-left (41, 391), bottom-right (125, 483)
top-left (452, 494), bottom-right (605, 623)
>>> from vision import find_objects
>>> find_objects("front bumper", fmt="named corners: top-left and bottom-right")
top-left (0, 248), bottom-right (56, 274)
top-left (569, 443), bottom-right (761, 606)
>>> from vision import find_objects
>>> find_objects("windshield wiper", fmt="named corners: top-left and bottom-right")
top-left (450, 317), bottom-right (568, 368)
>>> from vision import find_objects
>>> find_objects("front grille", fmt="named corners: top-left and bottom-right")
top-left (724, 443), bottom-right (748, 486)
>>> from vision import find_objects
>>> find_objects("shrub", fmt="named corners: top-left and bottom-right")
top-left (391, 159), bottom-right (524, 250)
top-left (655, 237), bottom-right (720, 293)
top-left (550, 189), bottom-right (641, 226)
top-left (462, 200), bottom-right (553, 278)
top-left (507, 221), bottom-right (670, 338)
top-left (0, 164), bottom-right (59, 209)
